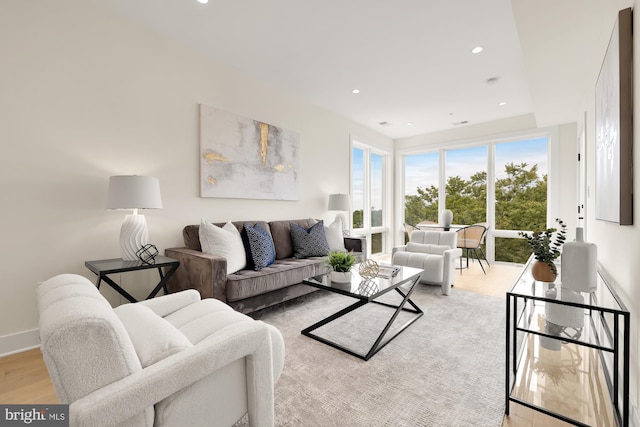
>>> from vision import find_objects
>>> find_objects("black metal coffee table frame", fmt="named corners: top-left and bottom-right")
top-left (302, 266), bottom-right (423, 361)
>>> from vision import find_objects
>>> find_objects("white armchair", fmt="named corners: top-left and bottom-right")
top-left (37, 274), bottom-right (285, 427)
top-left (392, 230), bottom-right (462, 295)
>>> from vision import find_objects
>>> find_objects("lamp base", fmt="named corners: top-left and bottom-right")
top-left (120, 214), bottom-right (148, 261)
top-left (334, 213), bottom-right (350, 236)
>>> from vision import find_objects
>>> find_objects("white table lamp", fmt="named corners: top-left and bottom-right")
top-left (328, 193), bottom-right (351, 235)
top-left (107, 175), bottom-right (162, 261)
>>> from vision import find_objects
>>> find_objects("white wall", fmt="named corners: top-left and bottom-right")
top-left (0, 0), bottom-right (392, 352)
top-left (578, 3), bottom-right (640, 417)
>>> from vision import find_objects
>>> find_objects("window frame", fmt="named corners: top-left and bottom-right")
top-left (351, 140), bottom-right (391, 258)
top-left (397, 127), bottom-right (558, 263)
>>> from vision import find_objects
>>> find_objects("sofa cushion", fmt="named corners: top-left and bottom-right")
top-left (409, 230), bottom-right (457, 248)
top-left (268, 219), bottom-right (316, 259)
top-left (114, 303), bottom-right (193, 368)
top-left (182, 221), bottom-right (271, 252)
top-left (199, 219), bottom-right (247, 274)
top-left (226, 257), bottom-right (325, 301)
top-left (290, 221), bottom-right (330, 258)
top-left (392, 252), bottom-right (444, 284)
top-left (324, 218), bottom-right (346, 252)
top-left (406, 242), bottom-right (450, 255)
top-left (242, 223), bottom-right (276, 270)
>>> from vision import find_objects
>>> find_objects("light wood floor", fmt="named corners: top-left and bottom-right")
top-left (0, 260), bottom-right (609, 426)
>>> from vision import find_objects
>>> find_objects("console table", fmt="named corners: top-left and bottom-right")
top-left (85, 256), bottom-right (179, 303)
top-left (506, 255), bottom-right (630, 426)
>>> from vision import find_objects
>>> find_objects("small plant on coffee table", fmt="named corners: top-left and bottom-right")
top-left (327, 251), bottom-right (357, 272)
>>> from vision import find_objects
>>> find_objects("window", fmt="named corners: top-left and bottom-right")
top-left (494, 138), bottom-right (548, 263)
top-left (404, 152), bottom-right (439, 226)
top-left (444, 146), bottom-right (487, 225)
top-left (352, 143), bottom-right (389, 257)
top-left (402, 134), bottom-right (549, 264)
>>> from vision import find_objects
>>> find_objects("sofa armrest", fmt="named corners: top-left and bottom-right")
top-left (443, 247), bottom-right (462, 261)
top-left (442, 248), bottom-right (463, 290)
top-left (391, 245), bottom-right (407, 258)
top-left (137, 289), bottom-right (201, 317)
top-left (344, 236), bottom-right (367, 258)
top-left (70, 321), bottom-right (279, 427)
top-left (164, 248), bottom-right (228, 302)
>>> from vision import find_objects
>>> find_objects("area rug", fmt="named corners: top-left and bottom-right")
top-left (241, 285), bottom-right (506, 427)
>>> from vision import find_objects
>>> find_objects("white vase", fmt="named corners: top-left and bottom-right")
top-left (441, 209), bottom-right (453, 228)
top-left (561, 227), bottom-right (597, 293)
top-left (330, 271), bottom-right (352, 284)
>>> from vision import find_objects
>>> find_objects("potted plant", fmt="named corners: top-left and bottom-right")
top-left (518, 218), bottom-right (567, 282)
top-left (326, 251), bottom-right (357, 283)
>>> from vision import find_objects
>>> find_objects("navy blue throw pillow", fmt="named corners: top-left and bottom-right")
top-left (241, 223), bottom-right (276, 270)
top-left (290, 221), bottom-right (330, 258)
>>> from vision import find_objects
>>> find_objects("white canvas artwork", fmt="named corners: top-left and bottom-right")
top-left (199, 105), bottom-right (300, 200)
top-left (595, 23), bottom-right (620, 224)
top-left (594, 8), bottom-right (633, 226)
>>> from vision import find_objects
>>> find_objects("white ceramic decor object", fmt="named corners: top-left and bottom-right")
top-left (441, 209), bottom-right (453, 228)
top-left (561, 227), bottom-right (597, 293)
top-left (545, 287), bottom-right (585, 329)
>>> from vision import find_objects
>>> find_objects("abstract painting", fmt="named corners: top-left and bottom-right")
top-left (199, 105), bottom-right (300, 200)
top-left (595, 7), bottom-right (633, 225)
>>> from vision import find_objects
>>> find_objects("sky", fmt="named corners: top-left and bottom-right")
top-left (351, 137), bottom-right (548, 211)
top-left (404, 137), bottom-right (548, 196)
top-left (352, 148), bottom-right (383, 211)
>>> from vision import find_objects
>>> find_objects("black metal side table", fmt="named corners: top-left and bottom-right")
top-left (85, 256), bottom-right (180, 303)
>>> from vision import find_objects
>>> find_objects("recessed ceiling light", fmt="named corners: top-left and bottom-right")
top-left (197, 0), bottom-right (208, 3)
top-left (471, 46), bottom-right (484, 54)
top-left (352, 89), bottom-right (360, 94)
top-left (498, 101), bottom-right (507, 106)
top-left (407, 122), bottom-right (413, 126)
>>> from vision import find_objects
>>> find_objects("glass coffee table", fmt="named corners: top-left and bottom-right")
top-left (302, 264), bottom-right (424, 361)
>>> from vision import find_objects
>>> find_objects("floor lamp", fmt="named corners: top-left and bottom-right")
top-left (106, 175), bottom-right (162, 261)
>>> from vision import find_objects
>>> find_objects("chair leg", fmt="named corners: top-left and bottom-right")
top-left (473, 249), bottom-right (486, 274)
top-left (479, 247), bottom-right (490, 267)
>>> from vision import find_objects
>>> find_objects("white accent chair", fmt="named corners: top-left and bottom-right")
top-left (37, 273), bottom-right (285, 427)
top-left (392, 230), bottom-right (462, 295)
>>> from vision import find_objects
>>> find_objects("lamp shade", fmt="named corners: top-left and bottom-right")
top-left (106, 175), bottom-right (162, 210)
top-left (328, 193), bottom-right (351, 211)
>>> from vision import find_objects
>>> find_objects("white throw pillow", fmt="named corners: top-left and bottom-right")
top-left (325, 218), bottom-right (346, 252)
top-left (114, 304), bottom-right (193, 368)
top-left (199, 219), bottom-right (247, 274)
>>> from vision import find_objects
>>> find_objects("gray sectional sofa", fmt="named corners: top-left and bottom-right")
top-left (165, 219), bottom-right (366, 314)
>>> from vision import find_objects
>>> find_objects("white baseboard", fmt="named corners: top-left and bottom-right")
top-left (0, 329), bottom-right (40, 357)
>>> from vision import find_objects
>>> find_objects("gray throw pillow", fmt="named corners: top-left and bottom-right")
top-left (290, 221), bottom-right (330, 258)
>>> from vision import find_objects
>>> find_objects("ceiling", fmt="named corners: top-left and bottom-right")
top-left (89, 0), bottom-right (633, 139)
